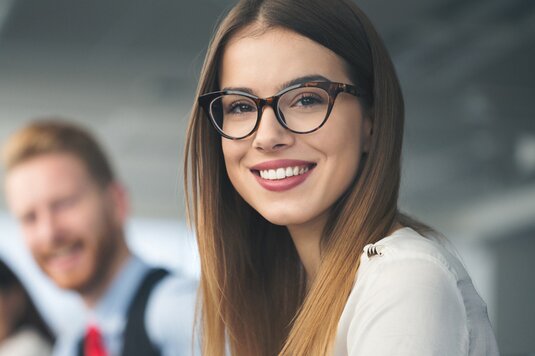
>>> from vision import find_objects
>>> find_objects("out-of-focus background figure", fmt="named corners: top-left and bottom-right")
top-left (0, 258), bottom-right (53, 356)
top-left (0, 0), bottom-right (533, 355)
top-left (1, 120), bottom-right (197, 356)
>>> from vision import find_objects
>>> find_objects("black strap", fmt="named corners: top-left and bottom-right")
top-left (121, 268), bottom-right (170, 356)
top-left (77, 333), bottom-right (84, 356)
top-left (76, 268), bottom-right (169, 356)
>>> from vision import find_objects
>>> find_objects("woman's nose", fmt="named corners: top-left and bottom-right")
top-left (252, 106), bottom-right (294, 152)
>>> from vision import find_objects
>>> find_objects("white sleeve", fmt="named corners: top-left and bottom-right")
top-left (345, 257), bottom-right (469, 356)
top-left (145, 275), bottom-right (199, 356)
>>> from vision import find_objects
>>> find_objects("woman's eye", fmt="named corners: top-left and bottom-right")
top-left (293, 94), bottom-right (323, 107)
top-left (227, 102), bottom-right (255, 114)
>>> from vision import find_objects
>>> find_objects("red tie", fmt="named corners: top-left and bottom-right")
top-left (84, 325), bottom-right (108, 356)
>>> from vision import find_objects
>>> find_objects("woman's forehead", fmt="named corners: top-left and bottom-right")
top-left (219, 27), bottom-right (352, 94)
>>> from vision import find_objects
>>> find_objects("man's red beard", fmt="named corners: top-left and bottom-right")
top-left (34, 214), bottom-right (124, 296)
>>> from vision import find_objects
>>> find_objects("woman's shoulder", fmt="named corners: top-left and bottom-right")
top-left (333, 227), bottom-right (499, 356)
top-left (353, 227), bottom-right (469, 302)
top-left (359, 227), bottom-right (469, 283)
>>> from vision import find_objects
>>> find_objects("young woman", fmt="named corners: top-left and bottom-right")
top-left (185, 0), bottom-right (499, 354)
top-left (0, 259), bottom-right (54, 356)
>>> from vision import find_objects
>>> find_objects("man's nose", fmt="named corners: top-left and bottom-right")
top-left (34, 210), bottom-right (62, 244)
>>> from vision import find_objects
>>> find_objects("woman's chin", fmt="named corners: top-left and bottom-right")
top-left (260, 211), bottom-right (314, 228)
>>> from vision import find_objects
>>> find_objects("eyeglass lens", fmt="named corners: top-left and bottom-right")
top-left (209, 86), bottom-right (330, 138)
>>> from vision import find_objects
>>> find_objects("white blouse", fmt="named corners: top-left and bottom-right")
top-left (0, 328), bottom-right (52, 356)
top-left (333, 227), bottom-right (499, 356)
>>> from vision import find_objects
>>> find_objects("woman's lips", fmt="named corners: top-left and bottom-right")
top-left (250, 160), bottom-right (316, 192)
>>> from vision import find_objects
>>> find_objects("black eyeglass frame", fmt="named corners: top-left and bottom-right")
top-left (198, 81), bottom-right (365, 140)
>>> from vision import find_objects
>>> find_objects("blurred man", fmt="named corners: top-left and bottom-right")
top-left (2, 119), bottom-right (196, 356)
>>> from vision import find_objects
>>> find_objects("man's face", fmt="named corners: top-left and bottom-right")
top-left (4, 153), bottom-right (126, 294)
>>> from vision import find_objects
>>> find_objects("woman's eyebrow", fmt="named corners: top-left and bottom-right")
top-left (221, 86), bottom-right (255, 94)
top-left (221, 75), bottom-right (331, 96)
top-left (277, 75), bottom-right (330, 92)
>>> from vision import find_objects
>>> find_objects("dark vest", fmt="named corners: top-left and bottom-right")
top-left (77, 268), bottom-right (169, 356)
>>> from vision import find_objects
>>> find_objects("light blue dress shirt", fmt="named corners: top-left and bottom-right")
top-left (53, 255), bottom-right (198, 356)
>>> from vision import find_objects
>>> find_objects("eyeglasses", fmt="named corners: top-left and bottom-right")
top-left (198, 81), bottom-right (364, 140)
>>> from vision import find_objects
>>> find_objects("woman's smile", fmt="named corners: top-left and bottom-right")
top-left (250, 159), bottom-right (317, 191)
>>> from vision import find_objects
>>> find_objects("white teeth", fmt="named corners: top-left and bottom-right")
top-left (258, 165), bottom-right (312, 180)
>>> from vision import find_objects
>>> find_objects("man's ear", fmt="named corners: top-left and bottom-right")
top-left (106, 181), bottom-right (129, 225)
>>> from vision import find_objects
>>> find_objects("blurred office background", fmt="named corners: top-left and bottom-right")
top-left (0, 0), bottom-right (533, 354)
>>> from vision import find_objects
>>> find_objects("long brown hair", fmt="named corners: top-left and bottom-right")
top-left (185, 0), bottom-right (412, 354)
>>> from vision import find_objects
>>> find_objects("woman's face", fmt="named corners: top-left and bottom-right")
top-left (220, 26), bottom-right (371, 231)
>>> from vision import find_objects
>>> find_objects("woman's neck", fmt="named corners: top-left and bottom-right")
top-left (287, 214), bottom-right (328, 283)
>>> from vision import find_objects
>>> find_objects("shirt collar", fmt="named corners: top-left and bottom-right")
top-left (87, 255), bottom-right (150, 331)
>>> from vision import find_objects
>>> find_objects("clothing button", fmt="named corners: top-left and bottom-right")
top-left (364, 243), bottom-right (384, 258)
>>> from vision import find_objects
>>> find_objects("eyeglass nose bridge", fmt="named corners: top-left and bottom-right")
top-left (254, 95), bottom-right (288, 131)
